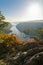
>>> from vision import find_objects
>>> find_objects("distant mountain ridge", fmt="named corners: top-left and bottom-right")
top-left (16, 20), bottom-right (43, 32)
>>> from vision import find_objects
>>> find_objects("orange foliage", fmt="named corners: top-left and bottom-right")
top-left (0, 33), bottom-right (23, 46)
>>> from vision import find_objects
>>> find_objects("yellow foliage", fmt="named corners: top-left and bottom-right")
top-left (0, 33), bottom-right (23, 46)
top-left (36, 28), bottom-right (43, 34)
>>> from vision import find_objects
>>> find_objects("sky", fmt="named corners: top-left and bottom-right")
top-left (0, 0), bottom-right (43, 22)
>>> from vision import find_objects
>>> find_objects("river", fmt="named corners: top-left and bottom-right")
top-left (10, 22), bottom-right (28, 40)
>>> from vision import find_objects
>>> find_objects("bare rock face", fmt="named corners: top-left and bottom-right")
top-left (26, 52), bottom-right (43, 65)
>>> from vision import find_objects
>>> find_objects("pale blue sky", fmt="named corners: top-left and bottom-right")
top-left (0, 0), bottom-right (43, 22)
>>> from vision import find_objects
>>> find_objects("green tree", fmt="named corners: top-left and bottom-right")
top-left (0, 11), bottom-right (5, 22)
top-left (0, 11), bottom-right (8, 33)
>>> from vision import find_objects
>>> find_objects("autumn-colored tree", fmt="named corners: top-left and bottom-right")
top-left (23, 28), bottom-right (30, 35)
top-left (0, 33), bottom-right (22, 46)
top-left (35, 28), bottom-right (43, 39)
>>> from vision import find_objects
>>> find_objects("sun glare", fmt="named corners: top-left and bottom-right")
top-left (5, 2), bottom-right (43, 22)
top-left (27, 2), bottom-right (42, 21)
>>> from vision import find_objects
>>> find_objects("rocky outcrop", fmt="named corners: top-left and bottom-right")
top-left (0, 34), bottom-right (43, 65)
top-left (5, 42), bottom-right (43, 65)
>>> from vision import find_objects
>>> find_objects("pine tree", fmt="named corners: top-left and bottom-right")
top-left (0, 11), bottom-right (5, 22)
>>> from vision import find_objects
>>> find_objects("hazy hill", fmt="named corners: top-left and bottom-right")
top-left (16, 20), bottom-right (43, 36)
